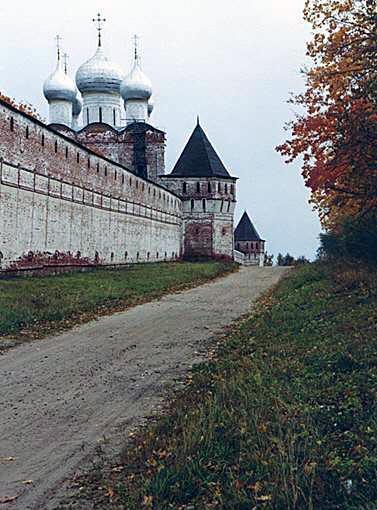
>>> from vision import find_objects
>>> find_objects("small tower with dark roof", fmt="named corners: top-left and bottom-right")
top-left (234, 211), bottom-right (265, 265)
top-left (161, 120), bottom-right (237, 259)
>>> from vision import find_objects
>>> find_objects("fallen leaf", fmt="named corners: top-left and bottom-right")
top-left (143, 495), bottom-right (153, 508)
top-left (111, 466), bottom-right (124, 473)
top-left (106, 487), bottom-right (114, 499)
top-left (0, 495), bottom-right (19, 503)
top-left (256, 494), bottom-right (272, 501)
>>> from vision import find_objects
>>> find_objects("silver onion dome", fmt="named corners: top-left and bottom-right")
top-left (43, 60), bottom-right (77, 102)
top-left (121, 60), bottom-right (152, 101)
top-left (73, 92), bottom-right (83, 116)
top-left (76, 46), bottom-right (125, 94)
top-left (148, 96), bottom-right (154, 115)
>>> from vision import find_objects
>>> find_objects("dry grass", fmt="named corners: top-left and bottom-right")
top-left (66, 261), bottom-right (377, 509)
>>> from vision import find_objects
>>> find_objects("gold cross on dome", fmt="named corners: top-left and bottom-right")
top-left (63, 53), bottom-right (69, 74)
top-left (92, 13), bottom-right (106, 47)
top-left (55, 34), bottom-right (62, 61)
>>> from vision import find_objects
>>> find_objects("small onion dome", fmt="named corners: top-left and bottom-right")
top-left (43, 60), bottom-right (76, 102)
top-left (147, 96), bottom-right (154, 115)
top-left (73, 92), bottom-right (83, 116)
top-left (121, 60), bottom-right (152, 101)
top-left (76, 46), bottom-right (125, 94)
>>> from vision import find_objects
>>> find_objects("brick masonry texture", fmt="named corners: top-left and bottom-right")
top-left (161, 177), bottom-right (236, 259)
top-left (0, 101), bottom-right (182, 270)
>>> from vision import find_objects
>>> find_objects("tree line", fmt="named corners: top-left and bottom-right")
top-left (277, 0), bottom-right (377, 264)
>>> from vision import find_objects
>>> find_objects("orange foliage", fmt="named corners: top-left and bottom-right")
top-left (0, 92), bottom-right (43, 121)
top-left (276, 0), bottom-right (377, 230)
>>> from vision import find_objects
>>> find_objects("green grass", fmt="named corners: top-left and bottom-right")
top-left (0, 261), bottom-right (236, 341)
top-left (80, 262), bottom-right (377, 509)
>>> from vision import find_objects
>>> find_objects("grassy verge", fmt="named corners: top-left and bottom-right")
top-left (0, 261), bottom-right (236, 345)
top-left (74, 262), bottom-right (377, 509)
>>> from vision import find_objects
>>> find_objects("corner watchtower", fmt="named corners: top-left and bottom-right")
top-left (161, 120), bottom-right (237, 259)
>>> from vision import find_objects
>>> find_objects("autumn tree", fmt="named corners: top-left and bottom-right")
top-left (277, 0), bottom-right (377, 231)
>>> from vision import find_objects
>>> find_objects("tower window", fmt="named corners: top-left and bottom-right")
top-left (99, 107), bottom-right (103, 123)
top-left (104, 166), bottom-right (108, 176)
top-left (113, 108), bottom-right (116, 126)
top-left (54, 140), bottom-right (58, 153)
top-left (227, 201), bottom-right (231, 212)
top-left (77, 152), bottom-right (80, 163)
top-left (225, 184), bottom-right (228, 194)
top-left (10, 117), bottom-right (14, 131)
top-left (65, 147), bottom-right (68, 159)
top-left (114, 170), bottom-right (117, 180)
top-left (41, 134), bottom-right (45, 146)
top-left (196, 182), bottom-right (200, 193)
top-left (86, 108), bottom-right (90, 124)
top-left (218, 182), bottom-right (221, 193)
top-left (230, 184), bottom-right (234, 194)
top-left (208, 182), bottom-right (211, 193)
top-left (122, 174), bottom-right (125, 184)
top-left (183, 182), bottom-right (187, 194)
top-left (220, 200), bottom-right (224, 212)
top-left (191, 199), bottom-right (194, 211)
top-left (87, 157), bottom-right (90, 169)
top-left (97, 162), bottom-right (100, 173)
top-left (202, 199), bottom-right (206, 212)
top-left (25, 126), bottom-right (29, 139)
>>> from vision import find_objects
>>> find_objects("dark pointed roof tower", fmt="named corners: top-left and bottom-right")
top-left (169, 121), bottom-right (236, 179)
top-left (234, 212), bottom-right (264, 242)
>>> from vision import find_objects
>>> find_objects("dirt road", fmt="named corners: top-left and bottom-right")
top-left (0, 267), bottom-right (288, 509)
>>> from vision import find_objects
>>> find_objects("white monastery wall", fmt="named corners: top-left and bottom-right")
top-left (0, 100), bottom-right (182, 270)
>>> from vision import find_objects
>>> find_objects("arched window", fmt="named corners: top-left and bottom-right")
top-left (183, 182), bottom-right (187, 194)
top-left (41, 134), bottom-right (45, 146)
top-left (97, 163), bottom-right (100, 173)
top-left (114, 171), bottom-right (117, 181)
top-left (208, 182), bottom-right (211, 193)
top-left (86, 108), bottom-right (90, 124)
top-left (104, 166), bottom-right (108, 177)
top-left (225, 183), bottom-right (228, 194)
top-left (54, 140), bottom-right (58, 153)
top-left (10, 117), bottom-right (14, 131)
top-left (25, 126), bottom-right (29, 139)
top-left (196, 182), bottom-right (200, 193)
top-left (218, 182), bottom-right (221, 193)
top-left (191, 199), bottom-right (194, 211)
top-left (99, 107), bottom-right (103, 123)
top-left (65, 147), bottom-right (69, 159)
top-left (87, 157), bottom-right (90, 169)
top-left (113, 108), bottom-right (116, 126)
top-left (230, 184), bottom-right (234, 195)
top-left (77, 152), bottom-right (80, 163)
top-left (202, 199), bottom-right (206, 212)
top-left (122, 174), bottom-right (125, 184)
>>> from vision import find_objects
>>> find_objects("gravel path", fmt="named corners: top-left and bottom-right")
top-left (0, 266), bottom-right (288, 509)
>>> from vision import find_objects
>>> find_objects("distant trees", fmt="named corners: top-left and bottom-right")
top-left (0, 92), bottom-right (43, 121)
top-left (277, 0), bottom-right (377, 262)
top-left (277, 253), bottom-right (310, 266)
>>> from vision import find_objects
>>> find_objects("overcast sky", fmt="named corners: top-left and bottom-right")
top-left (0, 0), bottom-right (322, 259)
